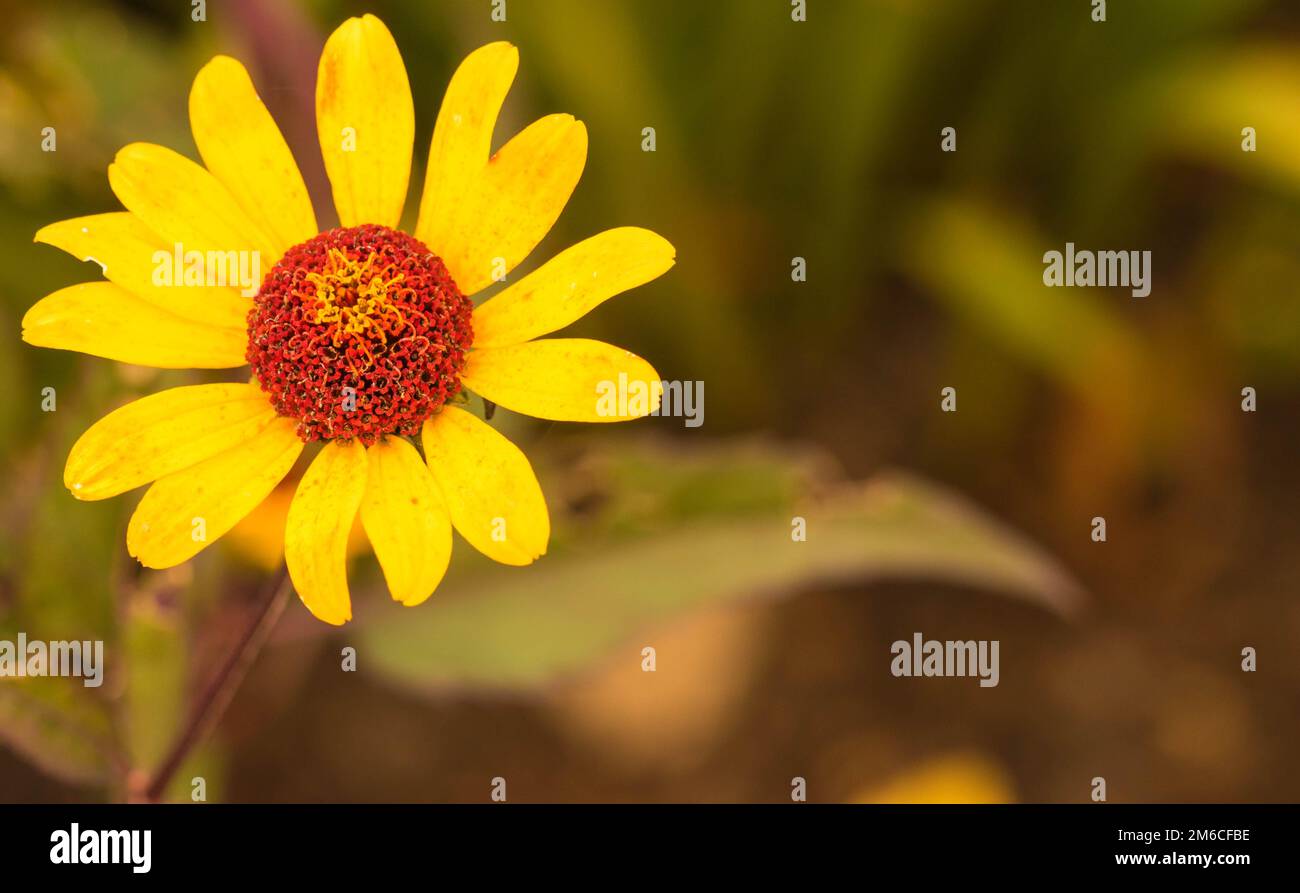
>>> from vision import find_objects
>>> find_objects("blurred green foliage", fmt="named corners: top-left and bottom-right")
top-left (360, 445), bottom-right (1081, 692)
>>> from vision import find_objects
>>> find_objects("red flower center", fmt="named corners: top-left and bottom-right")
top-left (246, 224), bottom-right (473, 445)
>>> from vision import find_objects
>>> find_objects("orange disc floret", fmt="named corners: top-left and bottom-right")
top-left (247, 224), bottom-right (473, 445)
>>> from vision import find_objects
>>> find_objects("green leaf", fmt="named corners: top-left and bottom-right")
top-left (359, 468), bottom-right (1082, 693)
top-left (0, 427), bottom-right (124, 789)
top-left (0, 676), bottom-right (121, 787)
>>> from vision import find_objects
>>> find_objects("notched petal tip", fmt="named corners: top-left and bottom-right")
top-left (498, 507), bottom-right (550, 567)
top-left (195, 53), bottom-right (241, 77)
top-left (470, 40), bottom-right (519, 61)
top-left (19, 295), bottom-right (55, 338)
top-left (293, 577), bottom-right (353, 625)
top-left (394, 584), bottom-right (437, 608)
top-left (521, 540), bottom-right (548, 564)
top-left (626, 227), bottom-right (677, 271)
top-left (31, 219), bottom-right (78, 247)
top-left (489, 545), bottom-right (544, 568)
top-left (337, 13), bottom-right (395, 44)
top-left (62, 452), bottom-right (91, 500)
top-left (126, 532), bottom-right (190, 571)
top-left (64, 480), bottom-right (91, 501)
top-left (190, 55), bottom-right (245, 101)
top-left (653, 232), bottom-right (677, 265)
top-left (563, 115), bottom-right (588, 142)
top-left (297, 593), bottom-right (351, 627)
top-left (126, 534), bottom-right (179, 571)
top-left (494, 530), bottom-right (548, 567)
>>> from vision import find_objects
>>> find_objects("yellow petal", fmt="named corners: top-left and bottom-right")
top-left (22, 282), bottom-right (247, 368)
top-left (434, 114), bottom-right (587, 295)
top-left (420, 406), bottom-right (548, 566)
top-left (315, 15), bottom-right (414, 228)
top-left (126, 416), bottom-right (302, 569)
top-left (108, 142), bottom-right (279, 262)
top-left (190, 55), bottom-right (317, 256)
top-left (285, 439), bottom-right (368, 625)
top-left (472, 228), bottom-right (675, 347)
top-left (66, 383), bottom-right (275, 501)
top-left (462, 339), bottom-right (660, 423)
top-left (35, 214), bottom-right (251, 329)
top-left (359, 437), bottom-right (452, 606)
top-left (415, 42), bottom-right (518, 258)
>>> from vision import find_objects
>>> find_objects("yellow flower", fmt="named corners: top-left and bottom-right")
top-left (22, 16), bottom-right (674, 625)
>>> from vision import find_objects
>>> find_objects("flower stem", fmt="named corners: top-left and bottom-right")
top-left (141, 568), bottom-right (294, 803)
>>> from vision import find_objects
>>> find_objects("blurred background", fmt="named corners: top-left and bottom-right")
top-left (1, 0), bottom-right (1298, 803)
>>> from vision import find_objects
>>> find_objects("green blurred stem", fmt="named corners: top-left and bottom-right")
top-left (142, 568), bottom-right (293, 803)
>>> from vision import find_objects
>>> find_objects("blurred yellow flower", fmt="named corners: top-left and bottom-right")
top-left (22, 16), bottom-right (674, 624)
top-left (851, 753), bottom-right (1016, 804)
top-left (224, 477), bottom-right (367, 573)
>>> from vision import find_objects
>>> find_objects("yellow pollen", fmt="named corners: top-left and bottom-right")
top-left (302, 248), bottom-right (408, 348)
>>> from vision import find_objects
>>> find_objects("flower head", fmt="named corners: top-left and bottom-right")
top-left (22, 16), bottom-right (675, 624)
top-left (247, 224), bottom-right (474, 444)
